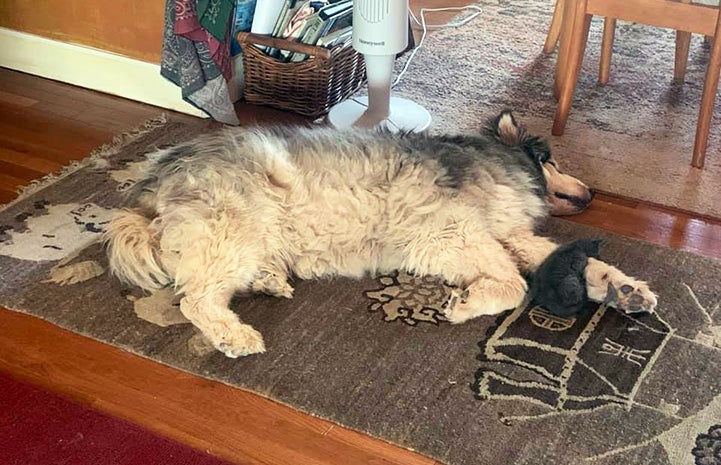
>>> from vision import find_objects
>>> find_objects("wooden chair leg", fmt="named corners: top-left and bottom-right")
top-left (553, 1), bottom-right (591, 136)
top-left (599, 17), bottom-right (616, 86)
top-left (554, 0), bottom-right (577, 99)
top-left (674, 0), bottom-right (693, 83)
top-left (675, 31), bottom-right (692, 82)
top-left (544, 0), bottom-right (566, 54)
top-left (692, 12), bottom-right (721, 168)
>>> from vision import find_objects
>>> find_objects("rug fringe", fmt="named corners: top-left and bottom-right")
top-left (0, 113), bottom-right (169, 212)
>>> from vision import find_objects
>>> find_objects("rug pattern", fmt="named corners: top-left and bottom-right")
top-left (2, 119), bottom-right (721, 464)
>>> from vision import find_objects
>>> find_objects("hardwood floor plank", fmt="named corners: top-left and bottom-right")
top-left (0, 146), bottom-right (64, 175)
top-left (0, 188), bottom-right (18, 204)
top-left (0, 110), bottom-right (113, 165)
top-left (568, 193), bottom-right (721, 260)
top-left (0, 172), bottom-right (26, 193)
top-left (0, 68), bottom-right (166, 132)
top-left (0, 159), bottom-right (44, 185)
top-left (0, 89), bottom-right (37, 108)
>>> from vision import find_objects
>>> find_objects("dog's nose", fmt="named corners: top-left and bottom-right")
top-left (587, 188), bottom-right (596, 202)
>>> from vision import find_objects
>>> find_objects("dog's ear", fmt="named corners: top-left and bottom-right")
top-left (488, 110), bottom-right (552, 164)
top-left (488, 110), bottom-right (522, 146)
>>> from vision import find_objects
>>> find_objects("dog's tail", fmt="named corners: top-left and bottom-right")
top-left (104, 209), bottom-right (171, 291)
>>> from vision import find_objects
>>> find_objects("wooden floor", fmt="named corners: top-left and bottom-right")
top-left (2, 14), bottom-right (721, 464)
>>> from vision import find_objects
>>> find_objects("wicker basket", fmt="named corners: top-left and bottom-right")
top-left (237, 32), bottom-right (366, 118)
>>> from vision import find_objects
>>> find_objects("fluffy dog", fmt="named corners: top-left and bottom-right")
top-left (105, 111), bottom-right (657, 357)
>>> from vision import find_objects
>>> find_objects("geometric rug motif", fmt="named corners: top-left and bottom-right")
top-left (476, 302), bottom-right (672, 412)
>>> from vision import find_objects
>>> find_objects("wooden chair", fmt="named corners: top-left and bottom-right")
top-left (544, 0), bottom-right (616, 85)
top-left (551, 0), bottom-right (721, 168)
top-left (545, 0), bottom-right (700, 85)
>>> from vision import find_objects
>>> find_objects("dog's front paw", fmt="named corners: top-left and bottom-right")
top-left (443, 278), bottom-right (526, 324)
top-left (443, 289), bottom-right (475, 324)
top-left (585, 258), bottom-right (658, 314)
top-left (211, 323), bottom-right (266, 358)
top-left (604, 281), bottom-right (657, 314)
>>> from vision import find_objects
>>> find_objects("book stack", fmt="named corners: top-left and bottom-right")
top-left (230, 0), bottom-right (258, 55)
top-left (256, 0), bottom-right (354, 62)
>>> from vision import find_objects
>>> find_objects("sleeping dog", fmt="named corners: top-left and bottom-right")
top-left (105, 111), bottom-right (657, 357)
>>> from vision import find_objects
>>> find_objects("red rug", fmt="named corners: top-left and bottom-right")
top-left (0, 372), bottom-right (235, 465)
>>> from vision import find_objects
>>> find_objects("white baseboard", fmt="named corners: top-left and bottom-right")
top-left (0, 27), bottom-right (209, 118)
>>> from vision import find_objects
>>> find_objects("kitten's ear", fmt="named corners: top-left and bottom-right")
top-left (580, 239), bottom-right (606, 259)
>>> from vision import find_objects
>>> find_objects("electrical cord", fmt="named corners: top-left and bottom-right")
top-left (393, 5), bottom-right (483, 88)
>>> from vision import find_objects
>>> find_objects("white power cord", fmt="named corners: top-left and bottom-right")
top-left (393, 5), bottom-right (483, 88)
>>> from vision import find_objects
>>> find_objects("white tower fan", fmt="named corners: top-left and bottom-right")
top-left (327, 0), bottom-right (432, 132)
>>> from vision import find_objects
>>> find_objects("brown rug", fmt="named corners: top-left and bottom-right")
top-left (395, 0), bottom-right (721, 219)
top-left (2, 117), bottom-right (721, 465)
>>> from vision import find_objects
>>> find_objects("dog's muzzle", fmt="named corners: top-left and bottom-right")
top-left (550, 188), bottom-right (595, 216)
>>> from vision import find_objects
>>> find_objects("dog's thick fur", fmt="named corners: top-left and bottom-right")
top-left (105, 111), bottom-right (657, 357)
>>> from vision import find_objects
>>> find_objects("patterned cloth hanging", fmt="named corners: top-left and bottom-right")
top-left (161, 0), bottom-right (240, 125)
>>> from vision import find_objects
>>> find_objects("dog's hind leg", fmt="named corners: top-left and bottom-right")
top-left (179, 286), bottom-right (265, 358)
top-left (168, 220), bottom-right (267, 358)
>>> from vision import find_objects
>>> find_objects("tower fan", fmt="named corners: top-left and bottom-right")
top-left (327, 0), bottom-right (432, 132)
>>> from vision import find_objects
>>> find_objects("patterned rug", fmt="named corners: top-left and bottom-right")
top-left (1, 117), bottom-right (721, 465)
top-left (395, 0), bottom-right (721, 218)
